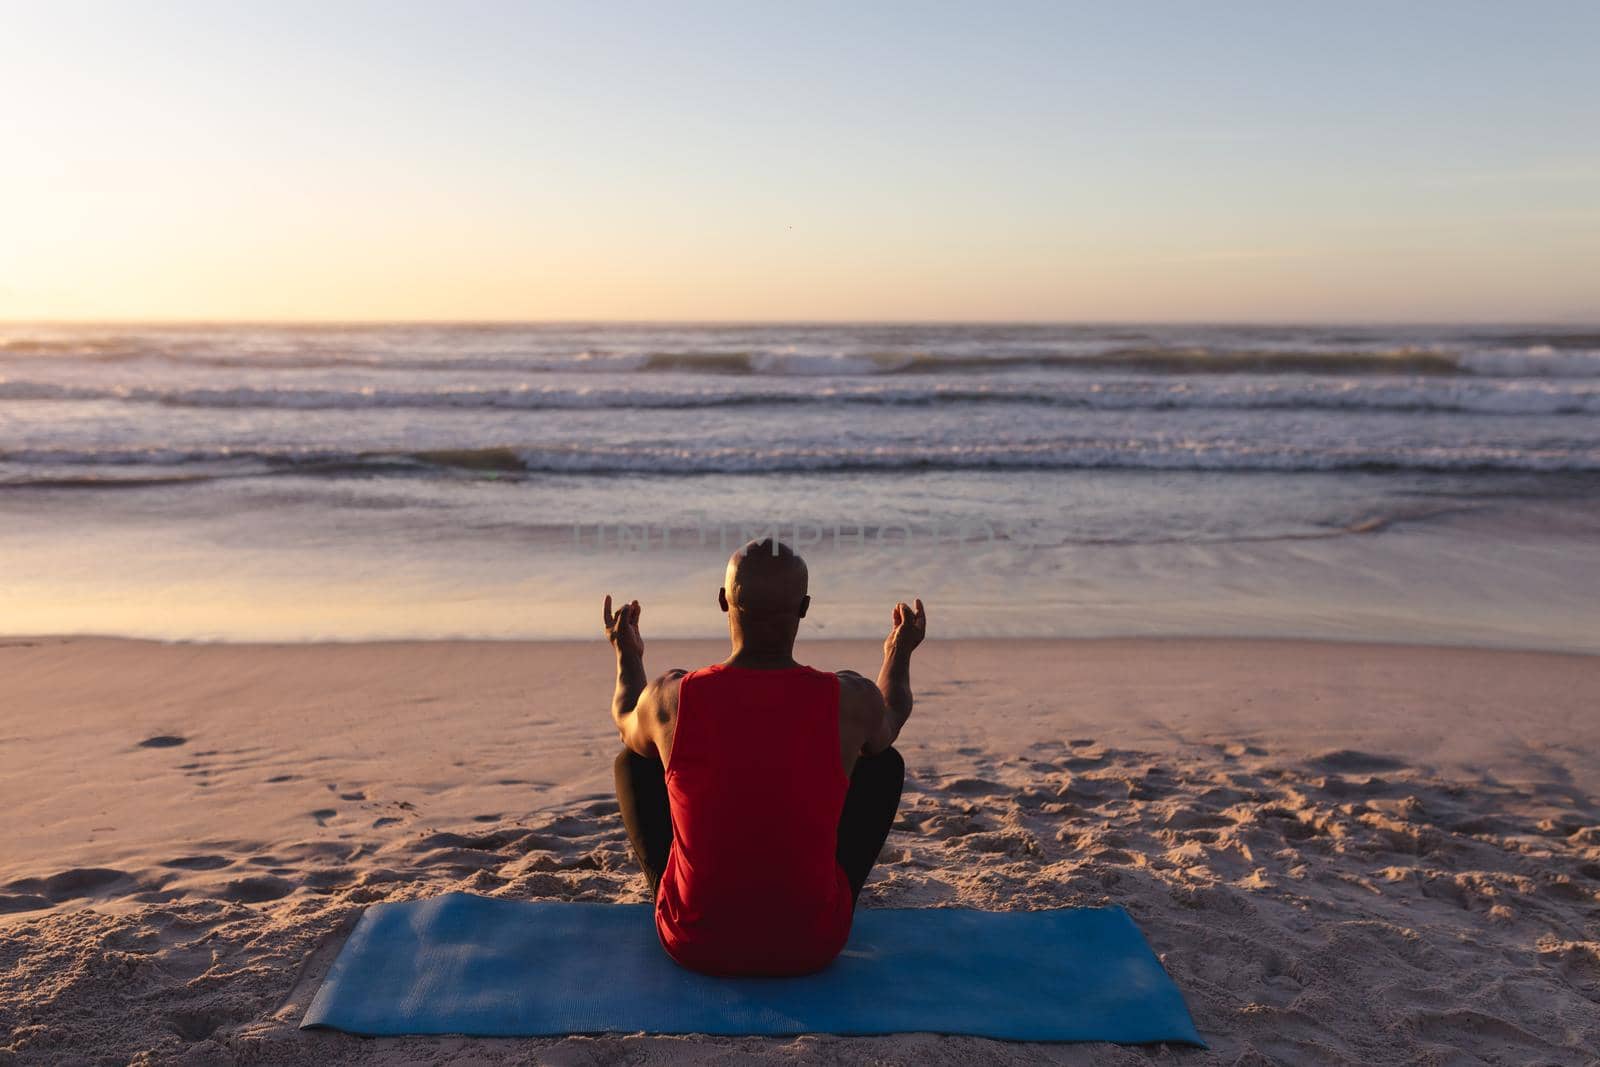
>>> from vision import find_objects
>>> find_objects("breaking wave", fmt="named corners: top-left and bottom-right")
top-left (3, 377), bottom-right (1597, 415)
top-left (5, 440), bottom-right (1599, 485)
top-left (4, 337), bottom-right (1600, 378)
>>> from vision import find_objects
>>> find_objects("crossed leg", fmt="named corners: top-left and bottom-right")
top-left (614, 746), bottom-right (905, 902)
top-left (833, 747), bottom-right (905, 900)
top-left (613, 748), bottom-right (674, 896)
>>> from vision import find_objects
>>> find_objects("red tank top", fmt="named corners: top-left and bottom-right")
top-left (655, 663), bottom-right (853, 976)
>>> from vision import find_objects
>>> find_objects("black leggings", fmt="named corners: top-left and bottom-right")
top-left (613, 746), bottom-right (905, 903)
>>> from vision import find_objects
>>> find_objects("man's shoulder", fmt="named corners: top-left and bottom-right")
top-left (833, 669), bottom-right (885, 712)
top-left (647, 667), bottom-right (690, 699)
top-left (659, 666), bottom-right (691, 680)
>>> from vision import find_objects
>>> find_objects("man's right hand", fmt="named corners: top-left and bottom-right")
top-left (884, 598), bottom-right (926, 661)
top-left (604, 594), bottom-right (644, 659)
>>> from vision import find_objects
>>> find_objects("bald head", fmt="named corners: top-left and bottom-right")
top-left (719, 539), bottom-right (810, 656)
top-left (725, 538), bottom-right (808, 610)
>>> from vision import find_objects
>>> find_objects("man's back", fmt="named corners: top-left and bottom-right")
top-left (605, 538), bottom-right (924, 975)
top-left (655, 663), bottom-right (853, 976)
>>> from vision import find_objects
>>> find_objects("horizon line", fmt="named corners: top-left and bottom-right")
top-left (3, 317), bottom-right (1598, 329)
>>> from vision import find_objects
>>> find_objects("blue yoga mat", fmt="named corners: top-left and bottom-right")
top-left (302, 892), bottom-right (1203, 1044)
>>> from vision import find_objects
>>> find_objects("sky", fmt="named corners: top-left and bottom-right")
top-left (1, 1), bottom-right (1596, 323)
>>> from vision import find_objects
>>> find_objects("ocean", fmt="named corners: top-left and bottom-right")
top-left (2, 322), bottom-right (1597, 648)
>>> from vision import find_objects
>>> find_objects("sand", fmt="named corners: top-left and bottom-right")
top-left (2, 636), bottom-right (1598, 1064)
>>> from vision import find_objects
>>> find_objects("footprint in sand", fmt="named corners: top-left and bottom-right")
top-left (413, 829), bottom-right (530, 852)
top-left (339, 791), bottom-right (366, 801)
top-left (216, 876), bottom-right (294, 903)
top-left (160, 855), bottom-right (233, 871)
top-left (0, 893), bottom-right (51, 914)
top-left (138, 735), bottom-right (187, 749)
top-left (167, 1007), bottom-right (236, 1042)
top-left (302, 867), bottom-right (355, 891)
top-left (943, 777), bottom-right (1009, 797)
top-left (1311, 749), bottom-right (1408, 774)
top-left (7, 867), bottom-right (131, 904)
top-left (46, 867), bottom-right (130, 898)
top-left (309, 809), bottom-right (337, 826)
top-left (265, 774), bottom-right (298, 784)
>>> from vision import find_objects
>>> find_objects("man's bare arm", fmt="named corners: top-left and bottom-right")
top-left (605, 595), bottom-right (653, 755)
top-left (868, 598), bottom-right (925, 753)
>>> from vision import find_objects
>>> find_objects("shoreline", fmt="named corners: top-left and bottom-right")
top-left (9, 471), bottom-right (1600, 656)
top-left (9, 631), bottom-right (1600, 656)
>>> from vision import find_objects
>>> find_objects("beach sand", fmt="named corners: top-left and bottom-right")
top-left (2, 636), bottom-right (1597, 1064)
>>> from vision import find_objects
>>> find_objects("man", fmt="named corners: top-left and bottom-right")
top-left (605, 538), bottom-right (925, 977)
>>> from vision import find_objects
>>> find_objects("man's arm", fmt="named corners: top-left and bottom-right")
top-left (605, 595), bottom-right (654, 756)
top-left (866, 598), bottom-right (926, 753)
top-left (605, 595), bottom-right (688, 759)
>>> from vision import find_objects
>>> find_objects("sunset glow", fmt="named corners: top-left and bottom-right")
top-left (2, 1), bottom-right (1596, 323)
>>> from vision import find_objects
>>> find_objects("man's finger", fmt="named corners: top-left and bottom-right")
top-left (891, 603), bottom-right (902, 626)
top-left (914, 598), bottom-right (926, 625)
top-left (603, 594), bottom-right (614, 628)
top-left (897, 602), bottom-right (912, 626)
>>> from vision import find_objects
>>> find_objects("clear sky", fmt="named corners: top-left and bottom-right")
top-left (1, 1), bottom-right (1596, 322)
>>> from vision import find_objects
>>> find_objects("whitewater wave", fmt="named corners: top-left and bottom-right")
top-left (5, 338), bottom-right (1600, 377)
top-left (4, 376), bottom-right (1599, 415)
top-left (5, 440), bottom-right (1599, 483)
